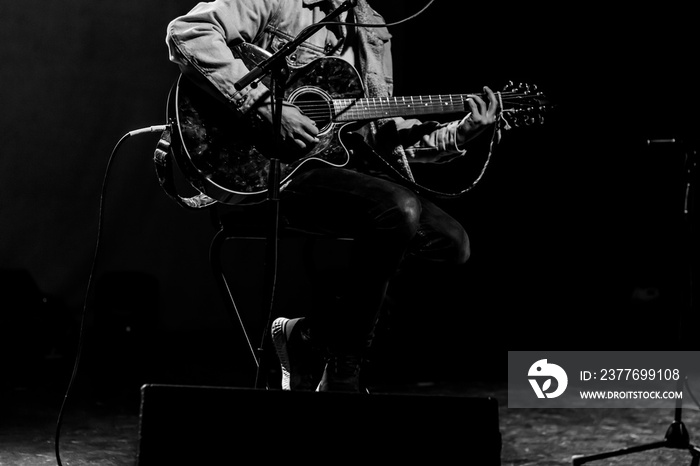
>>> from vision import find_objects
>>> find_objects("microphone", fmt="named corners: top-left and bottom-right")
top-left (128, 125), bottom-right (169, 137)
top-left (646, 138), bottom-right (680, 145)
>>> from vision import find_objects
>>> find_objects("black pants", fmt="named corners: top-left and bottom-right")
top-left (281, 166), bottom-right (470, 354)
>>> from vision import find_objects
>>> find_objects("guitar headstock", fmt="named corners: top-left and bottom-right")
top-left (499, 81), bottom-right (552, 128)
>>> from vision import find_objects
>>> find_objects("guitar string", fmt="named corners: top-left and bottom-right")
top-left (319, 104), bottom-right (544, 115)
top-left (290, 93), bottom-right (543, 110)
top-left (287, 91), bottom-right (540, 105)
top-left (294, 108), bottom-right (542, 121)
top-left (290, 93), bottom-right (543, 108)
top-left (291, 93), bottom-right (544, 120)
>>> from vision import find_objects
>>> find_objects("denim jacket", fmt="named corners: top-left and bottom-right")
top-left (166, 0), bottom-right (466, 163)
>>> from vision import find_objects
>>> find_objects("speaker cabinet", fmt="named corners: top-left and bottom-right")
top-left (137, 384), bottom-right (501, 465)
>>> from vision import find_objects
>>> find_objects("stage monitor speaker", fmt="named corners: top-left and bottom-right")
top-left (137, 384), bottom-right (501, 465)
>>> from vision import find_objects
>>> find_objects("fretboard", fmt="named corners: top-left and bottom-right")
top-left (332, 94), bottom-right (470, 122)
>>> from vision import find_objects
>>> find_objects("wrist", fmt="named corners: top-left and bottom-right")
top-left (253, 99), bottom-right (273, 123)
top-left (456, 114), bottom-right (472, 147)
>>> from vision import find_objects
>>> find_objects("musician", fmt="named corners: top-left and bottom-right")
top-left (166, 0), bottom-right (500, 392)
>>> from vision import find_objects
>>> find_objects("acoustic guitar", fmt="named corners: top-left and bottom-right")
top-left (168, 43), bottom-right (550, 205)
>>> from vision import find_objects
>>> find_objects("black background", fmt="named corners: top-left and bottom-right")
top-left (1, 1), bottom-right (697, 395)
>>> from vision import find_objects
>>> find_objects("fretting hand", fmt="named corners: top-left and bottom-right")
top-left (456, 86), bottom-right (500, 146)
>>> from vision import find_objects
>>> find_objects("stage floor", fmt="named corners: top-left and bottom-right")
top-left (2, 379), bottom-right (700, 465)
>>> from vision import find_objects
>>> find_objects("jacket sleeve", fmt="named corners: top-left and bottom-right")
top-left (165, 0), bottom-right (278, 115)
top-left (395, 116), bottom-right (468, 164)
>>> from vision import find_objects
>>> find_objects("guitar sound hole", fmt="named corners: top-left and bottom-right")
top-left (290, 88), bottom-right (333, 130)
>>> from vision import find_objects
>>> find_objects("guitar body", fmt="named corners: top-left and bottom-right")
top-left (170, 55), bottom-right (365, 205)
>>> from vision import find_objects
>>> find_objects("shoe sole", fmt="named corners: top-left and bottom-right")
top-left (271, 317), bottom-right (292, 390)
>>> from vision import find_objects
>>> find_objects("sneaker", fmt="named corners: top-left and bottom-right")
top-left (271, 317), bottom-right (322, 390)
top-left (316, 355), bottom-right (362, 393)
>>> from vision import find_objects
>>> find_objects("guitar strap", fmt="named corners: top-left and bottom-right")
top-left (153, 127), bottom-right (218, 209)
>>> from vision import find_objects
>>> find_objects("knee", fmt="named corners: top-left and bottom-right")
top-left (455, 229), bottom-right (471, 264)
top-left (392, 191), bottom-right (422, 236)
top-left (398, 192), bottom-right (421, 225)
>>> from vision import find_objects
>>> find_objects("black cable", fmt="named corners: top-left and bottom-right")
top-left (298, 0), bottom-right (436, 32)
top-left (54, 124), bottom-right (166, 466)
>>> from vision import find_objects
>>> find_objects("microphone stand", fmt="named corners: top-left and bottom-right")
top-left (572, 142), bottom-right (700, 465)
top-left (233, 0), bottom-right (358, 390)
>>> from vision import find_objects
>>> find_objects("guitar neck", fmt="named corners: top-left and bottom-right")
top-left (333, 94), bottom-right (471, 122)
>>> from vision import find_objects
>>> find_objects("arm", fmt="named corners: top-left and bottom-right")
top-left (166, 0), bottom-right (276, 114)
top-left (369, 31), bottom-right (500, 164)
top-left (394, 87), bottom-right (501, 164)
top-left (166, 0), bottom-right (319, 149)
